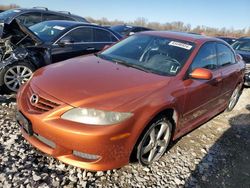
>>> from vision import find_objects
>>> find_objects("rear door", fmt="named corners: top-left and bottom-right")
top-left (182, 42), bottom-right (223, 127)
top-left (51, 26), bottom-right (95, 62)
top-left (216, 43), bottom-right (241, 103)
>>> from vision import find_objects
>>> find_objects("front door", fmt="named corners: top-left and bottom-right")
top-left (181, 42), bottom-right (223, 129)
top-left (51, 27), bottom-right (95, 62)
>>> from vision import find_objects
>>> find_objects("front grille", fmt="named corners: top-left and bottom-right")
top-left (26, 87), bottom-right (60, 114)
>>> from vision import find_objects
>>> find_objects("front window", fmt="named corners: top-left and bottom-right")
top-left (232, 40), bottom-right (250, 52)
top-left (29, 21), bottom-right (68, 42)
top-left (99, 35), bottom-right (195, 76)
top-left (62, 27), bottom-right (93, 43)
top-left (190, 43), bottom-right (217, 71)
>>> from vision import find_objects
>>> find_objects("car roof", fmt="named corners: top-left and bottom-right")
top-left (2, 8), bottom-right (87, 23)
top-left (39, 20), bottom-right (113, 28)
top-left (35, 20), bottom-right (123, 39)
top-left (141, 31), bottom-right (224, 44)
top-left (17, 8), bottom-right (82, 18)
top-left (111, 25), bottom-right (149, 29)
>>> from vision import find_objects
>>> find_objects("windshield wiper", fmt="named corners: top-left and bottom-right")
top-left (96, 54), bottom-right (152, 74)
top-left (111, 58), bottom-right (152, 73)
top-left (128, 63), bottom-right (153, 73)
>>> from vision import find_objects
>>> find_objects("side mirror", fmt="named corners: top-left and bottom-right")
top-left (58, 37), bottom-right (74, 47)
top-left (236, 53), bottom-right (244, 63)
top-left (128, 32), bottom-right (135, 36)
top-left (189, 68), bottom-right (213, 80)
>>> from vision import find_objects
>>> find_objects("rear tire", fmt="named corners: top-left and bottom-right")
top-left (136, 116), bottom-right (172, 166)
top-left (1, 62), bottom-right (35, 94)
top-left (226, 84), bottom-right (242, 112)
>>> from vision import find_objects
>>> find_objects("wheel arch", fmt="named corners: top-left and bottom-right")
top-left (129, 106), bottom-right (179, 162)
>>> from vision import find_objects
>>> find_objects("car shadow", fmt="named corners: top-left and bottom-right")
top-left (185, 105), bottom-right (250, 188)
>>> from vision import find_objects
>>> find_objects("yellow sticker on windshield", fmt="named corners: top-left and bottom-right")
top-left (169, 41), bottom-right (192, 50)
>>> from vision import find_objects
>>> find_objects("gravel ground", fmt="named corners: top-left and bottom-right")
top-left (0, 88), bottom-right (249, 188)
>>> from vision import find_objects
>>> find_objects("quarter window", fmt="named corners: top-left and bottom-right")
top-left (190, 43), bottom-right (217, 71)
top-left (217, 43), bottom-right (235, 66)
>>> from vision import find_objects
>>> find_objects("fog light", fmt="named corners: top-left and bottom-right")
top-left (33, 134), bottom-right (56, 149)
top-left (73, 150), bottom-right (100, 160)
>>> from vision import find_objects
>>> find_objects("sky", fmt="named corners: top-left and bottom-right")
top-left (1, 0), bottom-right (250, 30)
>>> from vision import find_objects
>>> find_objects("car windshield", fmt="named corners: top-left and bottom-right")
top-left (0, 9), bottom-right (21, 20)
top-left (29, 21), bottom-right (68, 42)
top-left (232, 40), bottom-right (250, 52)
top-left (99, 34), bottom-right (195, 76)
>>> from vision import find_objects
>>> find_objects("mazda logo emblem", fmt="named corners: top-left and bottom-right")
top-left (30, 94), bottom-right (39, 105)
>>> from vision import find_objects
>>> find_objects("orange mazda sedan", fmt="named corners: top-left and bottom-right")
top-left (16, 31), bottom-right (245, 171)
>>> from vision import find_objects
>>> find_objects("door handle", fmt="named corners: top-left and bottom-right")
top-left (215, 77), bottom-right (223, 83)
top-left (210, 77), bottom-right (222, 86)
top-left (86, 47), bottom-right (95, 51)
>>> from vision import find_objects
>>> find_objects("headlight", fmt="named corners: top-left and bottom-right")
top-left (61, 108), bottom-right (133, 125)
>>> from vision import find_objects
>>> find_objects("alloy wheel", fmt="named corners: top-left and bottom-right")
top-left (228, 86), bottom-right (241, 110)
top-left (4, 65), bottom-right (33, 92)
top-left (139, 120), bottom-right (171, 164)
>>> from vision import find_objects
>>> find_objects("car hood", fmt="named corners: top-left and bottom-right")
top-left (31, 55), bottom-right (170, 111)
top-left (0, 19), bottom-right (42, 44)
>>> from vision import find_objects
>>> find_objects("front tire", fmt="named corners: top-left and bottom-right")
top-left (136, 116), bottom-right (172, 166)
top-left (1, 62), bottom-right (35, 93)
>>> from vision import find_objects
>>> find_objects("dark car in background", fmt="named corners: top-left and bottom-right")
top-left (0, 20), bottom-right (122, 92)
top-left (109, 25), bottom-right (152, 37)
top-left (232, 37), bottom-right (250, 86)
top-left (217, 36), bottom-right (237, 45)
top-left (0, 7), bottom-right (88, 27)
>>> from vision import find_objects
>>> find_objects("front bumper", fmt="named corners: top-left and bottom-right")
top-left (16, 83), bottom-right (135, 171)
